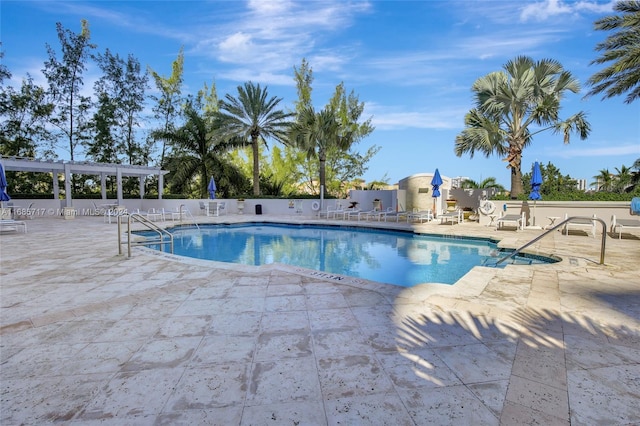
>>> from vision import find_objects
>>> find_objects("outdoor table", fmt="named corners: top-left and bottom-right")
top-left (487, 214), bottom-right (497, 227)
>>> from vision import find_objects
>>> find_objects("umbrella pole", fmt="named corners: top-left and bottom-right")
top-left (533, 201), bottom-right (536, 226)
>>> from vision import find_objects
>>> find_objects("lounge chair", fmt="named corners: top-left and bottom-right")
top-left (496, 212), bottom-right (525, 231)
top-left (146, 208), bottom-right (165, 221)
top-left (439, 209), bottom-right (462, 225)
top-left (340, 208), bottom-right (361, 220)
top-left (408, 209), bottom-right (434, 223)
top-left (611, 215), bottom-right (640, 239)
top-left (365, 207), bottom-right (394, 221)
top-left (326, 202), bottom-right (345, 219)
top-left (0, 219), bottom-right (27, 233)
top-left (563, 214), bottom-right (596, 237)
top-left (383, 210), bottom-right (409, 222)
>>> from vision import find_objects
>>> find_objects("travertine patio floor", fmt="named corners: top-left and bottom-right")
top-left (1, 214), bottom-right (638, 425)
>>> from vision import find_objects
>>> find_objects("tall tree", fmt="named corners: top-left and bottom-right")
top-left (217, 82), bottom-right (293, 196)
top-left (290, 106), bottom-right (345, 196)
top-left (454, 56), bottom-right (591, 198)
top-left (154, 102), bottom-right (246, 198)
top-left (461, 177), bottom-right (505, 191)
top-left (293, 58), bottom-right (313, 113)
top-left (592, 168), bottom-right (613, 191)
top-left (291, 60), bottom-right (375, 197)
top-left (149, 47), bottom-right (184, 168)
top-left (90, 49), bottom-right (148, 165)
top-left (613, 164), bottom-right (633, 193)
top-left (42, 20), bottom-right (96, 161)
top-left (586, 0), bottom-right (640, 104)
top-left (0, 75), bottom-right (55, 158)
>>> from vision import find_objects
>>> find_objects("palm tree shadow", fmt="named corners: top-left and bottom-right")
top-left (392, 302), bottom-right (640, 423)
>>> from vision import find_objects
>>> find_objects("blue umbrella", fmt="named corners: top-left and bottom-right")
top-left (529, 161), bottom-right (542, 226)
top-left (431, 169), bottom-right (443, 216)
top-left (529, 161), bottom-right (542, 201)
top-left (0, 162), bottom-right (10, 207)
top-left (207, 177), bottom-right (217, 200)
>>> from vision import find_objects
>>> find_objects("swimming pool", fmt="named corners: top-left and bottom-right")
top-left (145, 223), bottom-right (556, 287)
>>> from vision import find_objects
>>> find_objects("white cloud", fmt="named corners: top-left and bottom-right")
top-left (520, 0), bottom-right (614, 22)
top-left (366, 103), bottom-right (464, 131)
top-left (550, 144), bottom-right (640, 159)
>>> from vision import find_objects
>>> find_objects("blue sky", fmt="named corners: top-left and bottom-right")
top-left (2, 0), bottom-right (639, 188)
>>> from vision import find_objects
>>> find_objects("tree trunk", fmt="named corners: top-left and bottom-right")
top-left (252, 135), bottom-right (260, 196)
top-left (510, 165), bottom-right (523, 198)
top-left (319, 154), bottom-right (326, 198)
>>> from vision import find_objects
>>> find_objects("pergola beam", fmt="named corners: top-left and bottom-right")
top-left (0, 156), bottom-right (169, 205)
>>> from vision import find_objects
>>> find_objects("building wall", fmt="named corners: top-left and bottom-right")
top-left (398, 173), bottom-right (452, 214)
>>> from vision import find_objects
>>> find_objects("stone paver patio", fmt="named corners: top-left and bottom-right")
top-left (1, 214), bottom-right (639, 425)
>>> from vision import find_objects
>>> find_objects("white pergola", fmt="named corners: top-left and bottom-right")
top-left (0, 156), bottom-right (169, 207)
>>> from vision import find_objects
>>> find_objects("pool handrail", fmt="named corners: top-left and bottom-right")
top-left (118, 213), bottom-right (174, 258)
top-left (495, 216), bottom-right (607, 266)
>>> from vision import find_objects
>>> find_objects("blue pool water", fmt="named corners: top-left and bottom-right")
top-left (145, 223), bottom-right (556, 287)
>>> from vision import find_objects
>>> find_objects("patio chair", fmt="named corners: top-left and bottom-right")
top-left (496, 212), bottom-right (525, 231)
top-left (563, 214), bottom-right (596, 237)
top-left (0, 219), bottom-right (27, 233)
top-left (366, 207), bottom-right (394, 221)
top-left (439, 209), bottom-right (462, 225)
top-left (146, 208), bottom-right (165, 221)
top-left (199, 201), bottom-right (206, 215)
top-left (384, 210), bottom-right (409, 222)
top-left (340, 207), bottom-right (362, 220)
top-left (408, 209), bottom-right (434, 223)
top-left (326, 202), bottom-right (345, 219)
top-left (611, 215), bottom-right (640, 239)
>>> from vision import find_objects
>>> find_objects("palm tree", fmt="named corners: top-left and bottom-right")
top-left (217, 82), bottom-right (293, 196)
top-left (614, 165), bottom-right (633, 193)
top-left (454, 56), bottom-right (591, 198)
top-left (289, 106), bottom-right (355, 197)
top-left (586, 1), bottom-right (640, 104)
top-left (154, 104), bottom-right (245, 198)
top-left (631, 158), bottom-right (640, 191)
top-left (461, 177), bottom-right (505, 192)
top-left (592, 168), bottom-right (613, 192)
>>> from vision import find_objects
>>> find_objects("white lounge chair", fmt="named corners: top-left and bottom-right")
top-left (408, 209), bottom-right (434, 223)
top-left (146, 208), bottom-right (165, 221)
top-left (383, 210), bottom-right (409, 222)
top-left (611, 215), bottom-right (640, 239)
top-left (365, 207), bottom-right (394, 221)
top-left (326, 202), bottom-right (345, 219)
top-left (563, 214), bottom-right (596, 237)
top-left (0, 219), bottom-right (27, 233)
top-left (439, 209), bottom-right (461, 225)
top-left (496, 212), bottom-right (525, 230)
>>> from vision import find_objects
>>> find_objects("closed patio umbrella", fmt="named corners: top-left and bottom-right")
top-left (431, 168), bottom-right (443, 217)
top-left (0, 162), bottom-right (10, 207)
top-left (207, 177), bottom-right (217, 200)
top-left (529, 161), bottom-right (542, 226)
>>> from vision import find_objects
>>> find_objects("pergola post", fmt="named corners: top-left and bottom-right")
top-left (139, 176), bottom-right (145, 199)
top-left (100, 173), bottom-right (107, 200)
top-left (64, 163), bottom-right (72, 207)
top-left (116, 167), bottom-right (123, 205)
top-left (52, 171), bottom-right (60, 201)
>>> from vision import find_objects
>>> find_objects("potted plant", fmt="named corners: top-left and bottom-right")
top-left (446, 198), bottom-right (457, 212)
top-left (373, 199), bottom-right (382, 211)
top-left (462, 207), bottom-right (474, 221)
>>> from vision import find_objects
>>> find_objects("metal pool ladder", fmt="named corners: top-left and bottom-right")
top-left (117, 213), bottom-right (174, 258)
top-left (495, 216), bottom-right (608, 266)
